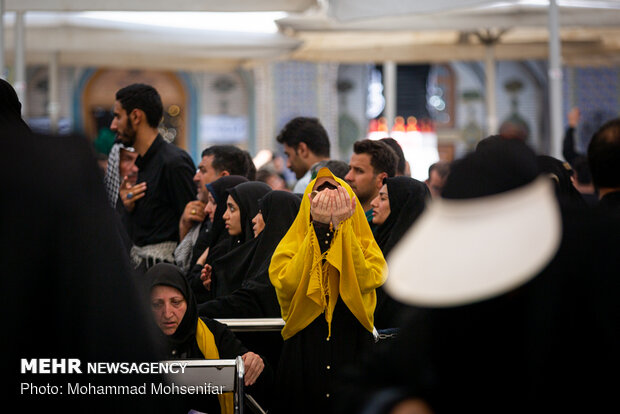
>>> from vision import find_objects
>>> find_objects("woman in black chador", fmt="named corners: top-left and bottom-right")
top-left (187, 175), bottom-right (248, 302)
top-left (369, 176), bottom-right (429, 329)
top-left (198, 190), bottom-right (301, 319)
top-left (147, 263), bottom-right (269, 414)
top-left (201, 181), bottom-right (272, 300)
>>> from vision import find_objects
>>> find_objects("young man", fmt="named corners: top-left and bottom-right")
top-left (111, 83), bottom-right (196, 274)
top-left (344, 139), bottom-right (398, 226)
top-left (276, 116), bottom-right (331, 193)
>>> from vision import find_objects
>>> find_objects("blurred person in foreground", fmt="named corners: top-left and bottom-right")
top-left (2, 98), bottom-right (177, 411)
top-left (334, 137), bottom-right (620, 414)
top-left (588, 117), bottom-right (620, 214)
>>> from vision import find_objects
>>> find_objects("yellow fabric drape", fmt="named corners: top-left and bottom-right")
top-left (196, 318), bottom-right (235, 414)
top-left (269, 167), bottom-right (387, 340)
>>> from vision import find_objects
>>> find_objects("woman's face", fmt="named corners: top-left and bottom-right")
top-left (204, 191), bottom-right (217, 222)
top-left (223, 195), bottom-right (242, 236)
top-left (370, 184), bottom-right (391, 225)
top-left (150, 285), bottom-right (187, 336)
top-left (252, 211), bottom-right (265, 238)
top-left (312, 176), bottom-right (339, 192)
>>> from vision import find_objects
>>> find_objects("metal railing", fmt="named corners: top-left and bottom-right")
top-left (215, 318), bottom-right (285, 332)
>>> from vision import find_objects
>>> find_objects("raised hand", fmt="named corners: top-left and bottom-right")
top-left (200, 263), bottom-right (212, 291)
top-left (180, 200), bottom-right (207, 240)
top-left (568, 107), bottom-right (580, 128)
top-left (331, 186), bottom-right (356, 228)
top-left (310, 190), bottom-right (332, 224)
top-left (119, 176), bottom-right (146, 212)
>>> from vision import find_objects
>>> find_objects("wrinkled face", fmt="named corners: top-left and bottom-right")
top-left (204, 191), bottom-right (217, 222)
top-left (370, 184), bottom-right (391, 225)
top-left (194, 155), bottom-right (220, 202)
top-left (426, 170), bottom-right (446, 198)
top-left (150, 285), bottom-right (187, 336)
top-left (283, 143), bottom-right (306, 179)
top-left (345, 153), bottom-right (380, 206)
top-left (119, 148), bottom-right (138, 185)
top-left (223, 195), bottom-right (242, 236)
top-left (251, 211), bottom-right (265, 238)
top-left (110, 101), bottom-right (137, 147)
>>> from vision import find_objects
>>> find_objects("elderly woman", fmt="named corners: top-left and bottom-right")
top-left (269, 167), bottom-right (386, 414)
top-left (146, 263), bottom-right (268, 414)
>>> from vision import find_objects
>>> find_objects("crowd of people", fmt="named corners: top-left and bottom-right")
top-left (4, 79), bottom-right (619, 414)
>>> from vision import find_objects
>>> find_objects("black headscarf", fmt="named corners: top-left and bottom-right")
top-left (537, 154), bottom-right (588, 207)
top-left (198, 190), bottom-right (301, 318)
top-left (204, 175), bottom-right (249, 264)
top-left (146, 263), bottom-right (198, 356)
top-left (227, 181), bottom-right (273, 245)
top-left (210, 182), bottom-right (272, 298)
top-left (248, 190), bottom-right (302, 275)
top-left (372, 177), bottom-right (429, 330)
top-left (446, 135), bottom-right (539, 199)
top-left (0, 79), bottom-right (30, 133)
top-left (374, 176), bottom-right (430, 258)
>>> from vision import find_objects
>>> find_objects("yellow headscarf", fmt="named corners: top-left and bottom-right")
top-left (269, 167), bottom-right (387, 340)
top-left (196, 319), bottom-right (234, 414)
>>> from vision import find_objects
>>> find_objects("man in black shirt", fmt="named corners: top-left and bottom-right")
top-left (111, 83), bottom-right (196, 274)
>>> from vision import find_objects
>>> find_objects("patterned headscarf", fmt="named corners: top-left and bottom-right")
top-left (104, 141), bottom-right (134, 208)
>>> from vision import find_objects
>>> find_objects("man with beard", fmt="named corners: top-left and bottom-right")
top-left (111, 83), bottom-right (196, 276)
top-left (344, 139), bottom-right (398, 229)
top-left (276, 116), bottom-right (331, 193)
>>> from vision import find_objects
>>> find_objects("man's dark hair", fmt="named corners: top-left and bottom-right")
top-left (587, 118), bottom-right (620, 189)
top-left (276, 117), bottom-right (330, 158)
top-left (202, 145), bottom-right (256, 180)
top-left (324, 160), bottom-right (350, 180)
top-left (115, 84), bottom-right (163, 128)
top-left (352, 139), bottom-right (397, 178)
top-left (428, 161), bottom-right (451, 180)
top-left (380, 137), bottom-right (406, 175)
top-left (571, 155), bottom-right (592, 185)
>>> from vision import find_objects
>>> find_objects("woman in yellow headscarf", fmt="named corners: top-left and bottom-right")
top-left (269, 167), bottom-right (387, 414)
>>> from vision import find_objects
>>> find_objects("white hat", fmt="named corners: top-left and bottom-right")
top-left (385, 176), bottom-right (562, 307)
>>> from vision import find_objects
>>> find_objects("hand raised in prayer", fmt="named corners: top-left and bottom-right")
top-left (241, 352), bottom-right (264, 386)
top-left (310, 189), bottom-right (332, 224)
top-left (119, 176), bottom-right (147, 212)
top-left (200, 263), bottom-right (212, 291)
top-left (180, 200), bottom-right (207, 240)
top-left (568, 107), bottom-right (580, 128)
top-left (331, 186), bottom-right (356, 228)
